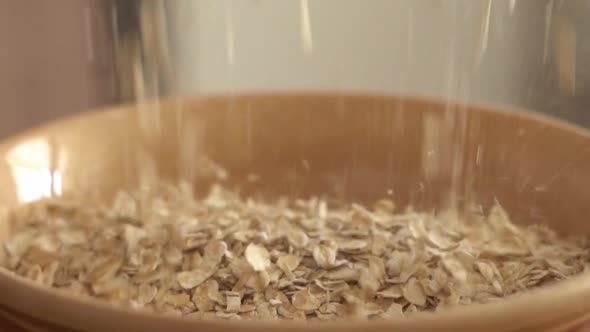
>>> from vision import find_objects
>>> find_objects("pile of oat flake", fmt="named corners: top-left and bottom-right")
top-left (3, 183), bottom-right (589, 320)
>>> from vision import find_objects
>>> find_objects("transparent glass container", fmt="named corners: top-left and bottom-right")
top-left (1, 1), bottom-right (588, 134)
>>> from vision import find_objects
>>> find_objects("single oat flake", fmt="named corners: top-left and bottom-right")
top-left (2, 182), bottom-right (589, 321)
top-left (245, 244), bottom-right (271, 272)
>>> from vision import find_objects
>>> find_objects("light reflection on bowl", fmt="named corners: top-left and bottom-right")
top-left (5, 137), bottom-right (63, 203)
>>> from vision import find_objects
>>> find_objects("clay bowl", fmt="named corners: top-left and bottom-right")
top-left (1, 93), bottom-right (590, 332)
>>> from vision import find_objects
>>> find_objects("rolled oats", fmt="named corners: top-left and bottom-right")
top-left (2, 182), bottom-right (588, 321)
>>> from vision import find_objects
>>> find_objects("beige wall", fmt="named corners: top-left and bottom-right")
top-left (0, 0), bottom-right (116, 138)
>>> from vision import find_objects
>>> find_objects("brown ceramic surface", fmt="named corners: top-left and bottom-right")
top-left (1, 94), bottom-right (590, 331)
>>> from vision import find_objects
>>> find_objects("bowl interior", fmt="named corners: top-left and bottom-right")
top-left (1, 93), bottom-right (590, 332)
top-left (3, 94), bottom-right (590, 232)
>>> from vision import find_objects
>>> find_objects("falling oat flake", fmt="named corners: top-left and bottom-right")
top-left (2, 182), bottom-right (589, 320)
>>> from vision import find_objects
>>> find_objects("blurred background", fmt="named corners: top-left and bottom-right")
top-left (1, 0), bottom-right (589, 139)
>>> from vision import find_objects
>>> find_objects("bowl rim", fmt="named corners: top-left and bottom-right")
top-left (1, 92), bottom-right (590, 331)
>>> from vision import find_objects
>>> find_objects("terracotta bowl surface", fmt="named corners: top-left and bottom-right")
top-left (1, 93), bottom-right (590, 332)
